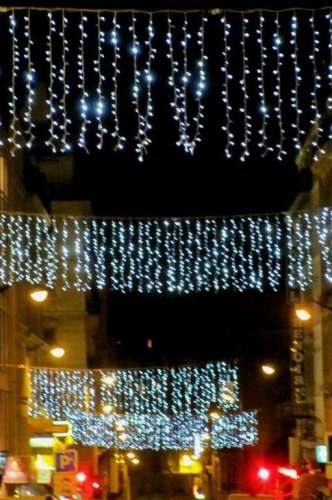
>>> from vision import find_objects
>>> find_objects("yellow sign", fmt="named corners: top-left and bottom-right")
top-left (179, 454), bottom-right (202, 474)
top-left (36, 469), bottom-right (52, 484)
top-left (33, 453), bottom-right (54, 483)
top-left (53, 471), bottom-right (77, 497)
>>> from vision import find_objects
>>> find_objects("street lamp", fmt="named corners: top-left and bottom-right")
top-left (30, 286), bottom-right (49, 303)
top-left (295, 306), bottom-right (312, 322)
top-left (261, 364), bottom-right (276, 376)
top-left (49, 346), bottom-right (65, 359)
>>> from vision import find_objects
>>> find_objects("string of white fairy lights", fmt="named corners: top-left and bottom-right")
top-left (2, 6), bottom-right (332, 159)
top-left (130, 13), bottom-right (155, 162)
top-left (28, 361), bottom-right (258, 450)
top-left (273, 12), bottom-right (285, 161)
top-left (220, 14), bottom-right (234, 158)
top-left (23, 9), bottom-right (35, 149)
top-left (78, 12), bottom-right (90, 152)
top-left (95, 12), bottom-right (107, 150)
top-left (0, 208), bottom-right (332, 293)
top-left (257, 12), bottom-right (270, 155)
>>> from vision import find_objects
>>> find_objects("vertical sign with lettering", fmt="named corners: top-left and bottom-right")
top-left (291, 326), bottom-right (306, 404)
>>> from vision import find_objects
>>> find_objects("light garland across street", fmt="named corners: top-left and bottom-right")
top-left (0, 7), bottom-right (332, 159)
top-left (0, 208), bottom-right (332, 293)
top-left (28, 362), bottom-right (258, 450)
top-left (29, 362), bottom-right (240, 419)
top-left (67, 411), bottom-right (258, 450)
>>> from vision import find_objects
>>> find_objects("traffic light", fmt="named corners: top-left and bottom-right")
top-left (76, 471), bottom-right (87, 483)
top-left (258, 467), bottom-right (270, 481)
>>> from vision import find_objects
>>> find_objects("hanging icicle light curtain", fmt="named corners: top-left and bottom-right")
top-left (29, 362), bottom-right (239, 418)
top-left (29, 362), bottom-right (258, 450)
top-left (0, 7), bottom-right (332, 160)
top-left (0, 208), bottom-right (331, 293)
top-left (66, 411), bottom-right (258, 450)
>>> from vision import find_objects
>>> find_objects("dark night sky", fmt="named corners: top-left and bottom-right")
top-left (15, 0), bottom-right (328, 414)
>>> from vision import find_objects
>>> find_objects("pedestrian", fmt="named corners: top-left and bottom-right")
top-left (293, 460), bottom-right (328, 500)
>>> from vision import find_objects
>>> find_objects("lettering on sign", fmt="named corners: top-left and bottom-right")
top-left (291, 327), bottom-right (306, 404)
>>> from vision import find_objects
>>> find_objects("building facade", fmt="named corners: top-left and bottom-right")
top-left (289, 142), bottom-right (332, 461)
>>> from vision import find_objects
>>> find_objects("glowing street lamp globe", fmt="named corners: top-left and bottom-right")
top-left (261, 364), bottom-right (275, 376)
top-left (50, 346), bottom-right (65, 359)
top-left (30, 288), bottom-right (49, 303)
top-left (295, 307), bottom-right (311, 322)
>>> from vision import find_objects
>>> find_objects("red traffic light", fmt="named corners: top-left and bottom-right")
top-left (76, 472), bottom-right (87, 483)
top-left (258, 467), bottom-right (270, 481)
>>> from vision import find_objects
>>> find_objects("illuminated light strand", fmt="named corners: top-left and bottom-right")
top-left (166, 14), bottom-right (187, 149)
top-left (166, 14), bottom-right (206, 154)
top-left (73, 219), bottom-right (84, 292)
top-left (67, 410), bottom-right (258, 450)
top-left (45, 217), bottom-right (58, 289)
top-left (82, 219), bottom-right (93, 290)
top-left (267, 215), bottom-right (282, 291)
top-left (127, 222), bottom-right (135, 290)
top-left (220, 220), bottom-right (230, 290)
top-left (327, 11), bottom-right (332, 143)
top-left (315, 208), bottom-right (332, 283)
top-left (189, 14), bottom-right (207, 154)
top-left (33, 217), bottom-right (44, 285)
top-left (22, 216), bottom-right (32, 284)
top-left (23, 9), bottom-right (36, 149)
top-left (257, 12), bottom-right (270, 155)
top-left (204, 220), bottom-right (213, 291)
top-left (92, 219), bottom-right (107, 290)
top-left (310, 12), bottom-right (323, 160)
top-left (194, 220), bottom-right (203, 292)
top-left (180, 13), bottom-right (190, 152)
top-left (110, 13), bottom-right (126, 150)
top-left (0, 216), bottom-right (8, 284)
top-left (137, 221), bottom-right (145, 293)
top-left (60, 218), bottom-right (70, 291)
top-left (185, 220), bottom-right (195, 293)
top-left (144, 221), bottom-right (154, 292)
top-left (78, 12), bottom-right (90, 152)
top-left (273, 12), bottom-right (285, 161)
top-left (239, 14), bottom-right (251, 162)
top-left (59, 11), bottom-right (71, 152)
top-left (303, 213), bottom-right (313, 288)
top-left (130, 14), bottom-right (155, 162)
top-left (1, 8), bottom-right (332, 160)
top-left (248, 217), bottom-right (257, 290)
top-left (2, 210), bottom-right (332, 292)
top-left (8, 11), bottom-right (23, 156)
top-left (294, 216), bottom-right (306, 291)
top-left (221, 14), bottom-right (234, 158)
top-left (95, 13), bottom-right (107, 150)
top-left (286, 214), bottom-right (296, 290)
top-left (45, 12), bottom-right (60, 153)
top-left (154, 221), bottom-right (163, 294)
top-left (290, 12), bottom-right (303, 151)
top-left (30, 361), bottom-right (240, 420)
